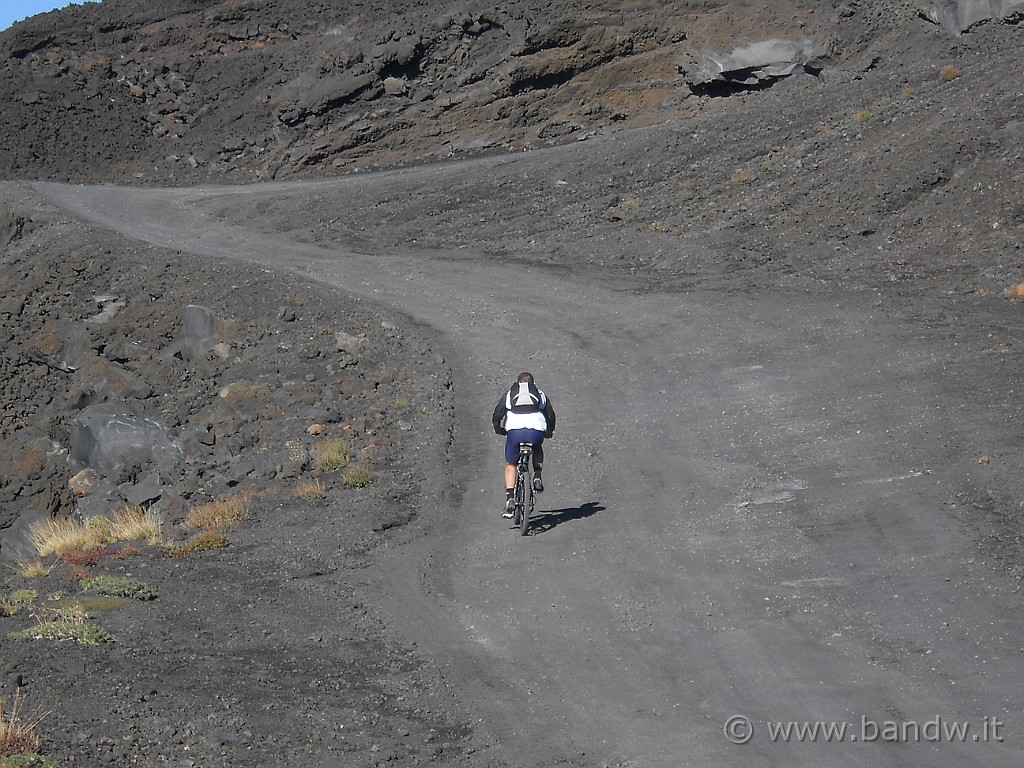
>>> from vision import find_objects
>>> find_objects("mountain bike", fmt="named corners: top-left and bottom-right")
top-left (512, 443), bottom-right (535, 536)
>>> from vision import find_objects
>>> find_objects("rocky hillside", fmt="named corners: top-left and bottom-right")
top-left (0, 0), bottom-right (1014, 185)
top-left (0, 184), bottom-right (449, 554)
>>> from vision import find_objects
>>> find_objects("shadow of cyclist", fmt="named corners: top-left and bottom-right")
top-left (527, 501), bottom-right (604, 535)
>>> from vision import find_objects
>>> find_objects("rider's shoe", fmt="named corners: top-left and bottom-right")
top-left (502, 496), bottom-right (515, 518)
top-left (532, 474), bottom-right (544, 493)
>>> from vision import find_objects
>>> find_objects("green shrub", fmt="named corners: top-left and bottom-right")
top-left (9, 620), bottom-right (112, 646)
top-left (0, 755), bottom-right (61, 767)
top-left (79, 575), bottom-right (156, 601)
top-left (83, 516), bottom-right (112, 538)
top-left (8, 591), bottom-right (36, 606)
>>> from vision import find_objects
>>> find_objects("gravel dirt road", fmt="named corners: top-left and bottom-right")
top-left (29, 144), bottom-right (1024, 766)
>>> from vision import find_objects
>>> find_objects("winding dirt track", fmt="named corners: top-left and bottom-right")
top-left (33, 165), bottom-right (1024, 767)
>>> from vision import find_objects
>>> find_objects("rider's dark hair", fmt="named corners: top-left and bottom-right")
top-left (517, 371), bottom-right (534, 384)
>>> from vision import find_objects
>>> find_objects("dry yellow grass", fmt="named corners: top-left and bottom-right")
top-left (109, 505), bottom-right (162, 542)
top-left (939, 64), bottom-right (961, 81)
top-left (0, 690), bottom-right (46, 757)
top-left (183, 493), bottom-right (251, 530)
top-left (294, 478), bottom-right (327, 501)
top-left (27, 516), bottom-right (105, 557)
top-left (8, 555), bottom-right (52, 579)
top-left (27, 507), bottom-right (166, 557)
top-left (1006, 283), bottom-right (1024, 300)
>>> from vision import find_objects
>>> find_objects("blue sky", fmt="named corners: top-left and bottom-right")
top-left (0, 1), bottom-right (100, 31)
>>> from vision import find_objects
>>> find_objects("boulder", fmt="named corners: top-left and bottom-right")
top-left (919, 0), bottom-right (1024, 33)
top-left (383, 77), bottom-right (408, 96)
top-left (69, 403), bottom-right (182, 477)
top-left (178, 304), bottom-right (217, 361)
top-left (680, 38), bottom-right (827, 90)
top-left (119, 472), bottom-right (165, 507)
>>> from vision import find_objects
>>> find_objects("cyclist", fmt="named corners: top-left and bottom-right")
top-left (492, 371), bottom-right (555, 517)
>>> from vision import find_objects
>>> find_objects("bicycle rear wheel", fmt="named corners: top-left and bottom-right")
top-left (513, 472), bottom-right (525, 528)
top-left (519, 469), bottom-right (531, 536)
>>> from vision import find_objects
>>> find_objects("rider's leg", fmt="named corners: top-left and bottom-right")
top-left (501, 463), bottom-right (516, 517)
top-left (501, 434), bottom-right (520, 516)
top-left (504, 462), bottom-right (516, 491)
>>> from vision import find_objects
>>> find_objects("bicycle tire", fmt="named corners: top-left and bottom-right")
top-left (519, 475), bottom-right (531, 536)
top-left (513, 470), bottom-right (525, 527)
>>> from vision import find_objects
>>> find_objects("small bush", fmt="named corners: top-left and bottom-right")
top-left (173, 530), bottom-right (230, 557)
top-left (0, 691), bottom-right (45, 758)
top-left (939, 65), bottom-right (961, 81)
top-left (855, 110), bottom-right (874, 123)
top-left (0, 604), bottom-right (18, 618)
top-left (60, 547), bottom-right (115, 568)
top-left (8, 591), bottom-right (36, 606)
top-left (342, 465), bottom-right (373, 488)
top-left (80, 575), bottom-right (156, 601)
top-left (313, 440), bottom-right (351, 472)
top-left (53, 604), bottom-right (89, 623)
top-left (621, 196), bottom-right (641, 211)
top-left (63, 564), bottom-right (90, 583)
top-left (294, 478), bottom-right (326, 501)
top-left (183, 494), bottom-right (250, 531)
top-left (84, 516), bottom-right (112, 539)
top-left (729, 170), bottom-right (750, 184)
